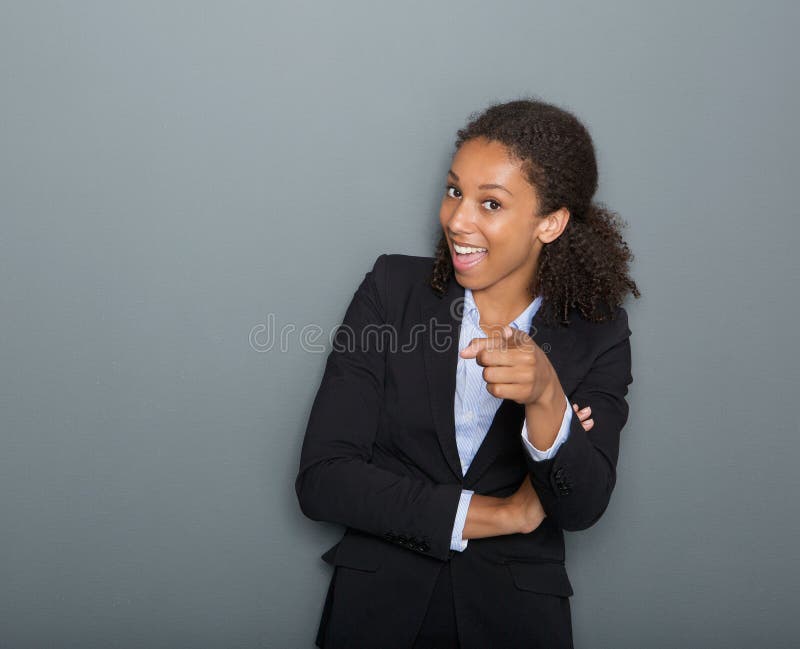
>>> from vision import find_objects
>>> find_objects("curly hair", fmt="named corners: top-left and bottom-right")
top-left (430, 97), bottom-right (640, 326)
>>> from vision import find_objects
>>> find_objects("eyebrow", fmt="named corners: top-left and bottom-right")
top-left (447, 169), bottom-right (513, 196)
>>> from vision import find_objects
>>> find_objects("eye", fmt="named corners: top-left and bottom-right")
top-left (482, 199), bottom-right (502, 211)
top-left (446, 185), bottom-right (461, 198)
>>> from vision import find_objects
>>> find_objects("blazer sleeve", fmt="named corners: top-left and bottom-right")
top-left (294, 254), bottom-right (463, 562)
top-left (523, 307), bottom-right (633, 531)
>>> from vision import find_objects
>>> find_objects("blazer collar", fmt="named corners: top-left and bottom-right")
top-left (420, 271), bottom-right (576, 485)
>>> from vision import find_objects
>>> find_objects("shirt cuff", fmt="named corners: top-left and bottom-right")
top-left (520, 392), bottom-right (573, 461)
top-left (450, 489), bottom-right (474, 551)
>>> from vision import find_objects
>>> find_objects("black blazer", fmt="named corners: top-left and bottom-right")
top-left (295, 253), bottom-right (633, 649)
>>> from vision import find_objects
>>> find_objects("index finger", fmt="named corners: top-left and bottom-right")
top-left (459, 333), bottom-right (514, 360)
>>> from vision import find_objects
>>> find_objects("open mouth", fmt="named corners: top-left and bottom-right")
top-left (451, 242), bottom-right (488, 271)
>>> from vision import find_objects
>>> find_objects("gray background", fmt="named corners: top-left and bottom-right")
top-left (1, 1), bottom-right (797, 647)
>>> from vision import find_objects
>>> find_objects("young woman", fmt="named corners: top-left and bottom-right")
top-left (295, 97), bottom-right (640, 649)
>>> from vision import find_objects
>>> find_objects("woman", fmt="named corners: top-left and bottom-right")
top-left (295, 97), bottom-right (639, 649)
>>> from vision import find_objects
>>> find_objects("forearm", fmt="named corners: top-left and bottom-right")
top-left (524, 312), bottom-right (633, 531)
top-left (523, 412), bottom-right (616, 531)
top-left (523, 378), bottom-right (568, 452)
top-left (461, 493), bottom-right (521, 540)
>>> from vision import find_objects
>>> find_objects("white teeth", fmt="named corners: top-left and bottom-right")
top-left (454, 244), bottom-right (487, 254)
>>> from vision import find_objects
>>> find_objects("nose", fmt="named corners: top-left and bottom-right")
top-left (444, 199), bottom-right (476, 236)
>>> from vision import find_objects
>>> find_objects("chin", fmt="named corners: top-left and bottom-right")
top-left (453, 272), bottom-right (490, 291)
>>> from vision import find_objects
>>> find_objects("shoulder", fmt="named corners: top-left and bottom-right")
top-left (369, 253), bottom-right (434, 280)
top-left (363, 253), bottom-right (436, 321)
top-left (564, 303), bottom-right (632, 365)
top-left (568, 303), bottom-right (630, 334)
top-left (367, 252), bottom-right (435, 294)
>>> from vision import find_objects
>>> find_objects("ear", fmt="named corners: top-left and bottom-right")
top-left (537, 207), bottom-right (570, 244)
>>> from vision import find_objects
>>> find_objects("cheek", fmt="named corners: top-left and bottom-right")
top-left (484, 224), bottom-right (514, 250)
top-left (486, 228), bottom-right (530, 263)
top-left (489, 218), bottom-right (531, 248)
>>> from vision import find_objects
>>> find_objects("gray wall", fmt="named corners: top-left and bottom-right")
top-left (1, 1), bottom-right (797, 647)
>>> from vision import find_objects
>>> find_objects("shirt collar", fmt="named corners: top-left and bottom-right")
top-left (463, 287), bottom-right (542, 333)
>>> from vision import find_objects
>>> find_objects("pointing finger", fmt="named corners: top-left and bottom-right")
top-left (459, 331), bottom-right (510, 358)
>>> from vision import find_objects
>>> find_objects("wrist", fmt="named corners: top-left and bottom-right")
top-left (538, 369), bottom-right (563, 407)
top-left (526, 375), bottom-right (563, 416)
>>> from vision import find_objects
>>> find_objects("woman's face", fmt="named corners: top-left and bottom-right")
top-left (438, 136), bottom-right (567, 301)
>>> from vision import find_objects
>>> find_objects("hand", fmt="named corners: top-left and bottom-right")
top-left (460, 325), bottom-right (558, 406)
top-left (572, 402), bottom-right (594, 431)
top-left (507, 475), bottom-right (546, 534)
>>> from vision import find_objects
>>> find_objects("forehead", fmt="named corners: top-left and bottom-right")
top-left (451, 138), bottom-right (527, 185)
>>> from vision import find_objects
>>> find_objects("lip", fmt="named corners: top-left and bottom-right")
top-left (451, 240), bottom-right (488, 250)
top-left (450, 241), bottom-right (488, 273)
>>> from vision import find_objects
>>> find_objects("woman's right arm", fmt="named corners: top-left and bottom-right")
top-left (295, 254), bottom-right (465, 562)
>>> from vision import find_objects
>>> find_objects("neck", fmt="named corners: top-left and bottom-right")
top-left (470, 280), bottom-right (537, 328)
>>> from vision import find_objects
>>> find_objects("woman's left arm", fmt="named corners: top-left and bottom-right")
top-left (460, 308), bottom-right (632, 533)
top-left (523, 308), bottom-right (633, 531)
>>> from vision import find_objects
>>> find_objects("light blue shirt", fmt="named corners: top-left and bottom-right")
top-left (450, 288), bottom-right (573, 551)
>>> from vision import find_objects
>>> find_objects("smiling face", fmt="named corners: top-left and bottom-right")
top-left (439, 136), bottom-right (569, 319)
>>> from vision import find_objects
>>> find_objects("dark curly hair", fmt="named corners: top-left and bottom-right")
top-left (430, 97), bottom-right (640, 326)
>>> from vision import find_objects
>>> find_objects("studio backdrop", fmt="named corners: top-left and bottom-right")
top-left (1, 1), bottom-right (798, 647)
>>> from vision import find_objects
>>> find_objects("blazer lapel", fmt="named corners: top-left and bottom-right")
top-left (421, 275), bottom-right (466, 482)
top-left (421, 272), bottom-right (577, 487)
